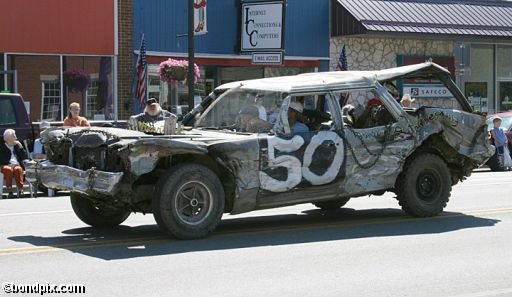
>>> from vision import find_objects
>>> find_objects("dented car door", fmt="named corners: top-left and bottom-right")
top-left (256, 93), bottom-right (348, 208)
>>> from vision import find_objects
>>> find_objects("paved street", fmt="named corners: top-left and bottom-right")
top-left (0, 169), bottom-right (511, 297)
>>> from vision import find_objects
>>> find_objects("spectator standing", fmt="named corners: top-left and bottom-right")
top-left (490, 117), bottom-right (508, 165)
top-left (63, 102), bottom-right (90, 127)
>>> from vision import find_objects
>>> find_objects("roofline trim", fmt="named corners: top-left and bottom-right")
top-left (361, 20), bottom-right (512, 32)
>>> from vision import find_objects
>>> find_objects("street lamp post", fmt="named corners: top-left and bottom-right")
top-left (187, 0), bottom-right (195, 110)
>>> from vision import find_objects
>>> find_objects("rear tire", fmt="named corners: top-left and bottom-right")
top-left (395, 153), bottom-right (451, 217)
top-left (70, 193), bottom-right (130, 227)
top-left (313, 197), bottom-right (350, 210)
top-left (153, 164), bottom-right (224, 239)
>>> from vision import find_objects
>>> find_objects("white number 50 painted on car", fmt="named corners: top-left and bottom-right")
top-left (259, 131), bottom-right (345, 192)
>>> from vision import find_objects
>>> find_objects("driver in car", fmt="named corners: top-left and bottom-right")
top-left (239, 105), bottom-right (272, 133)
top-left (288, 101), bottom-right (309, 133)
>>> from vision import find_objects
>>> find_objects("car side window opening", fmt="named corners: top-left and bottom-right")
top-left (274, 93), bottom-right (339, 135)
top-left (341, 89), bottom-right (397, 129)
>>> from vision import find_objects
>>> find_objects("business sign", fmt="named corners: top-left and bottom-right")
top-left (398, 55), bottom-right (455, 99)
top-left (194, 0), bottom-right (207, 35)
top-left (241, 1), bottom-right (285, 51)
top-left (402, 84), bottom-right (452, 98)
top-left (252, 52), bottom-right (283, 65)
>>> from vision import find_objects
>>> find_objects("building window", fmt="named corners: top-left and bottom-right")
top-left (85, 79), bottom-right (99, 119)
top-left (464, 44), bottom-right (494, 113)
top-left (41, 81), bottom-right (61, 121)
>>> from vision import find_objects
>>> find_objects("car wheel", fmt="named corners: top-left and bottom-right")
top-left (153, 164), bottom-right (225, 239)
top-left (313, 197), bottom-right (350, 210)
top-left (395, 153), bottom-right (451, 217)
top-left (487, 147), bottom-right (506, 171)
top-left (70, 193), bottom-right (130, 227)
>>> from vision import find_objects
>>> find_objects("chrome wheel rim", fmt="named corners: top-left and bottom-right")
top-left (173, 181), bottom-right (213, 225)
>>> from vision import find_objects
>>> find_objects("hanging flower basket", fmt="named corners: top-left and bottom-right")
top-left (63, 69), bottom-right (91, 93)
top-left (158, 58), bottom-right (200, 85)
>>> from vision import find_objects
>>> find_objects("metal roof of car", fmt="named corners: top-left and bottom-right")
top-left (336, 0), bottom-right (512, 37)
top-left (216, 62), bottom-right (450, 93)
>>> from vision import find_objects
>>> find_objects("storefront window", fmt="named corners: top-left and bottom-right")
top-left (464, 44), bottom-right (494, 113)
top-left (499, 82), bottom-right (512, 112)
top-left (6, 54), bottom-right (114, 122)
top-left (497, 45), bottom-right (512, 79)
top-left (65, 56), bottom-right (114, 121)
top-left (148, 65), bottom-right (213, 117)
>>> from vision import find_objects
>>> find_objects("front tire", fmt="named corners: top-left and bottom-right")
top-left (153, 164), bottom-right (225, 239)
top-left (70, 193), bottom-right (130, 227)
top-left (395, 153), bottom-right (451, 217)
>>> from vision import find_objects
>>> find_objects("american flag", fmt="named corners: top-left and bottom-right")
top-left (337, 44), bottom-right (348, 71)
top-left (135, 34), bottom-right (147, 108)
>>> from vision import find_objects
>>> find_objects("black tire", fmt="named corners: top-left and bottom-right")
top-left (70, 193), bottom-right (130, 227)
top-left (487, 148), bottom-right (505, 171)
top-left (395, 153), bottom-right (451, 217)
top-left (313, 197), bottom-right (351, 210)
top-left (153, 164), bottom-right (225, 239)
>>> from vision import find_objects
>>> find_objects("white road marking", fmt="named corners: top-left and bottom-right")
top-left (447, 288), bottom-right (512, 297)
top-left (0, 210), bottom-right (71, 217)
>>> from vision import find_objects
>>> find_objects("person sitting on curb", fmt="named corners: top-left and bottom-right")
top-left (0, 129), bottom-right (28, 198)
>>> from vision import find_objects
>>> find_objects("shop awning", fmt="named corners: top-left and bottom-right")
top-left (332, 0), bottom-right (512, 38)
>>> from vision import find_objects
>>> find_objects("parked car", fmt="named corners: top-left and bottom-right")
top-left (0, 92), bottom-right (38, 148)
top-left (26, 62), bottom-right (494, 239)
top-left (485, 112), bottom-right (512, 171)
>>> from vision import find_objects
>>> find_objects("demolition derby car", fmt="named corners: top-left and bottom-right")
top-left (26, 62), bottom-right (494, 239)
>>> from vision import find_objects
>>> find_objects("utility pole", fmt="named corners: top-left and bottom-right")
top-left (187, 0), bottom-right (195, 109)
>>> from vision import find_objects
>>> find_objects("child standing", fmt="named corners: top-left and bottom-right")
top-left (490, 117), bottom-right (508, 167)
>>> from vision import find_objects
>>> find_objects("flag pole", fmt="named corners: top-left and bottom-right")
top-left (187, 0), bottom-right (195, 110)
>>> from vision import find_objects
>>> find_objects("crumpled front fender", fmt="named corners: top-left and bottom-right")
top-left (25, 161), bottom-right (123, 196)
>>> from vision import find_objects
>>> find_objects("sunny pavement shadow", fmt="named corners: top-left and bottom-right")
top-left (8, 207), bottom-right (499, 261)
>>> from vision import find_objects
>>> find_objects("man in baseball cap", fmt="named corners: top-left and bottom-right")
top-left (288, 101), bottom-right (308, 133)
top-left (130, 97), bottom-right (176, 134)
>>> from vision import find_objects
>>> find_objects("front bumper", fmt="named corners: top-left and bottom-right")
top-left (25, 161), bottom-right (123, 196)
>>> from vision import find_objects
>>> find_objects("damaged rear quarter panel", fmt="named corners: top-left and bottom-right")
top-left (412, 108), bottom-right (494, 165)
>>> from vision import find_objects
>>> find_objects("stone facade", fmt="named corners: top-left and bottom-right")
top-left (330, 36), bottom-right (458, 109)
top-left (330, 36), bottom-right (454, 71)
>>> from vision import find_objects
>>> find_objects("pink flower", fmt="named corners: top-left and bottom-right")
top-left (158, 58), bottom-right (200, 84)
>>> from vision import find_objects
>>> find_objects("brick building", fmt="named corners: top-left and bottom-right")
top-left (0, 0), bottom-right (134, 121)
